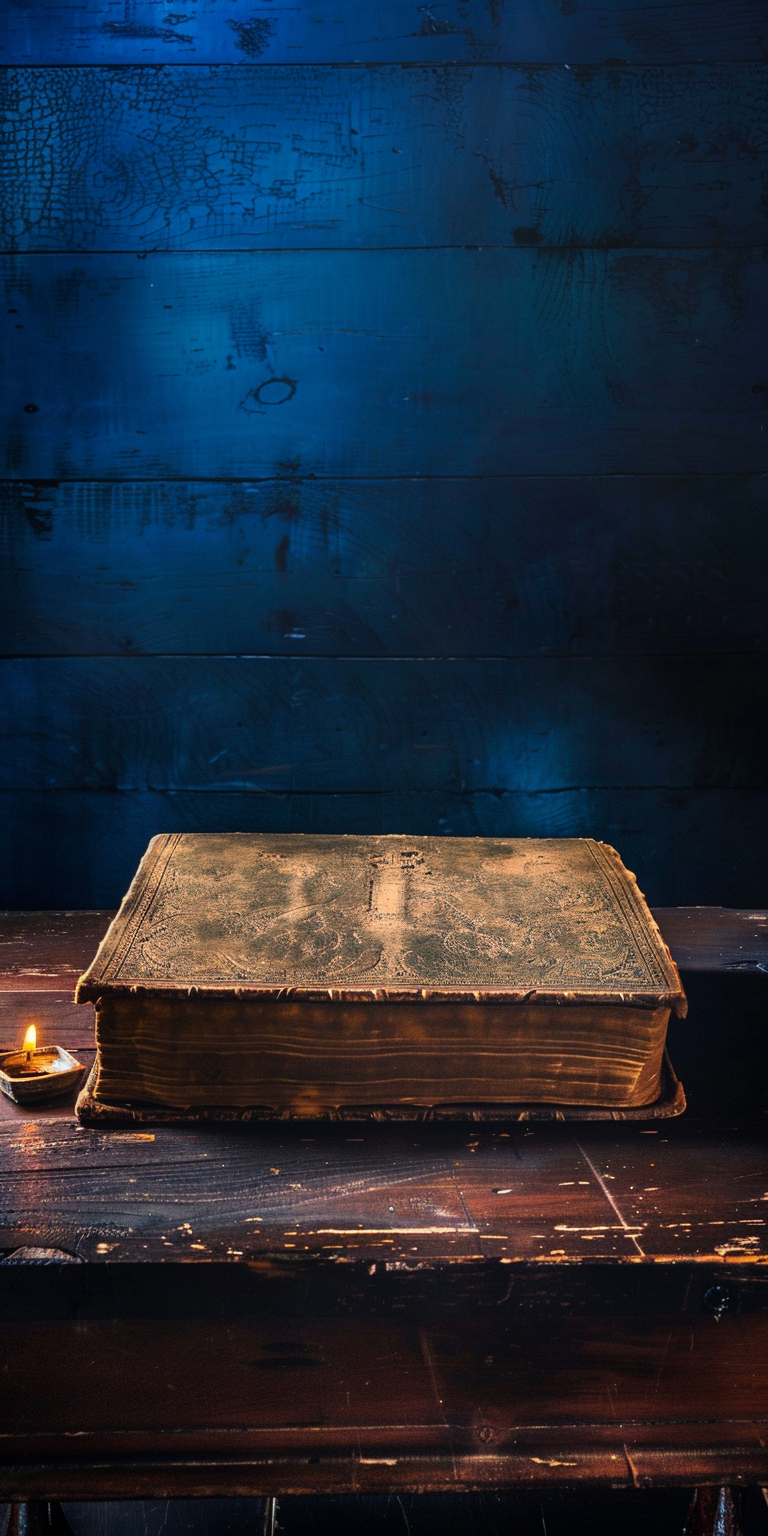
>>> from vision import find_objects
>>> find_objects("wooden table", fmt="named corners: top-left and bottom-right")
top-left (1, 911), bottom-right (767, 1511)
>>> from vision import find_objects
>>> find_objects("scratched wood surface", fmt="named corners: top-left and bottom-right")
top-left (2, 997), bottom-right (768, 1474)
top-left (0, 910), bottom-right (113, 988)
top-left (3, 476), bottom-right (767, 659)
top-left (652, 910), bottom-right (768, 973)
top-left (1, 914), bottom-right (767, 1496)
top-left (3, 1091), bottom-right (768, 1264)
top-left (4, 250), bottom-right (767, 480)
top-left (1, 0), bottom-right (765, 65)
top-left (2, 1057), bottom-right (768, 1491)
top-left (4, 65), bottom-right (766, 252)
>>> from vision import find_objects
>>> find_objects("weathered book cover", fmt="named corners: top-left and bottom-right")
top-left (75, 833), bottom-right (686, 1121)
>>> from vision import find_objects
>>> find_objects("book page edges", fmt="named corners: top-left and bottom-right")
top-left (76, 1052), bottom-right (686, 1125)
top-left (91, 994), bottom-right (671, 1111)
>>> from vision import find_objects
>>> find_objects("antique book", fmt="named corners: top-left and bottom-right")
top-left (74, 835), bottom-right (688, 1124)
top-left (75, 833), bottom-right (686, 1123)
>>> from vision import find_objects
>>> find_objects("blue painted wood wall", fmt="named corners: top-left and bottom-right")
top-left (1, 1), bottom-right (767, 908)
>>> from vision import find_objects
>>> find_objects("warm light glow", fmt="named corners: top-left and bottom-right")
top-left (23, 1024), bottom-right (37, 1055)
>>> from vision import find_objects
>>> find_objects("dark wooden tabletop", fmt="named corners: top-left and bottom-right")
top-left (1, 911), bottom-right (767, 1500)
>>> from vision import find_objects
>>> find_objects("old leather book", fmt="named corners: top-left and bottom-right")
top-left (75, 832), bottom-right (686, 1122)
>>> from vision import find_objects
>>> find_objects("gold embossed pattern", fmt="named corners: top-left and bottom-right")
top-left (77, 834), bottom-right (683, 1004)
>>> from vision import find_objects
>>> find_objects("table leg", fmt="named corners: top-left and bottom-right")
top-left (685, 1487), bottom-right (741, 1536)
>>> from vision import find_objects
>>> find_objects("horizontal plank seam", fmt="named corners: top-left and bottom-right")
top-left (4, 245), bottom-right (764, 256)
top-left (4, 245), bottom-right (766, 256)
top-left (3, 473), bottom-right (766, 485)
top-left (1, 1420), bottom-right (767, 1435)
top-left (0, 1415), bottom-right (766, 1431)
top-left (3, 246), bottom-right (767, 257)
top-left (1, 652), bottom-right (765, 662)
top-left (0, 785), bottom-right (764, 796)
top-left (6, 60), bottom-right (768, 69)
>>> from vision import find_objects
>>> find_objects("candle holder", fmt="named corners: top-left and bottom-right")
top-left (0, 1045), bottom-right (84, 1105)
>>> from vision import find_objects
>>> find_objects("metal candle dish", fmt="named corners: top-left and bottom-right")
top-left (0, 1045), bottom-right (84, 1105)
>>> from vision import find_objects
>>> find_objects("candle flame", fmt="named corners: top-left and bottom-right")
top-left (23, 1023), bottom-right (37, 1054)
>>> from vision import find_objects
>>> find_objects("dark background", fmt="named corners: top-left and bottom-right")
top-left (1, 0), bottom-right (767, 911)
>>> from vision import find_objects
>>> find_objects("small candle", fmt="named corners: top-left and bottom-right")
top-left (0, 1024), bottom-right (83, 1106)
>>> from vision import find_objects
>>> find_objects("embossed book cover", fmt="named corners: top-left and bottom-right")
top-left (75, 833), bottom-right (686, 1123)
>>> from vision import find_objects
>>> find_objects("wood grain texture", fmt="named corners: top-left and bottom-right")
top-left (1, 1440), bottom-right (767, 1499)
top-left (0, 990), bottom-right (94, 1052)
top-left (1, 1305), bottom-right (767, 1469)
top-left (3, 787), bottom-right (766, 911)
top-left (2, 1104), bottom-right (768, 1265)
top-left (3, 250), bottom-right (767, 479)
top-left (1, 0), bottom-right (765, 65)
top-left (0, 911), bottom-right (113, 985)
top-left (1, 924), bottom-right (767, 1493)
top-left (652, 909), bottom-right (768, 973)
top-left (3, 476), bottom-right (768, 659)
top-left (3, 65), bottom-right (766, 252)
top-left (1, 655), bottom-right (764, 793)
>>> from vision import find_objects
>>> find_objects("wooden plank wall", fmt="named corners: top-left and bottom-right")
top-left (1, 2), bottom-right (767, 908)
